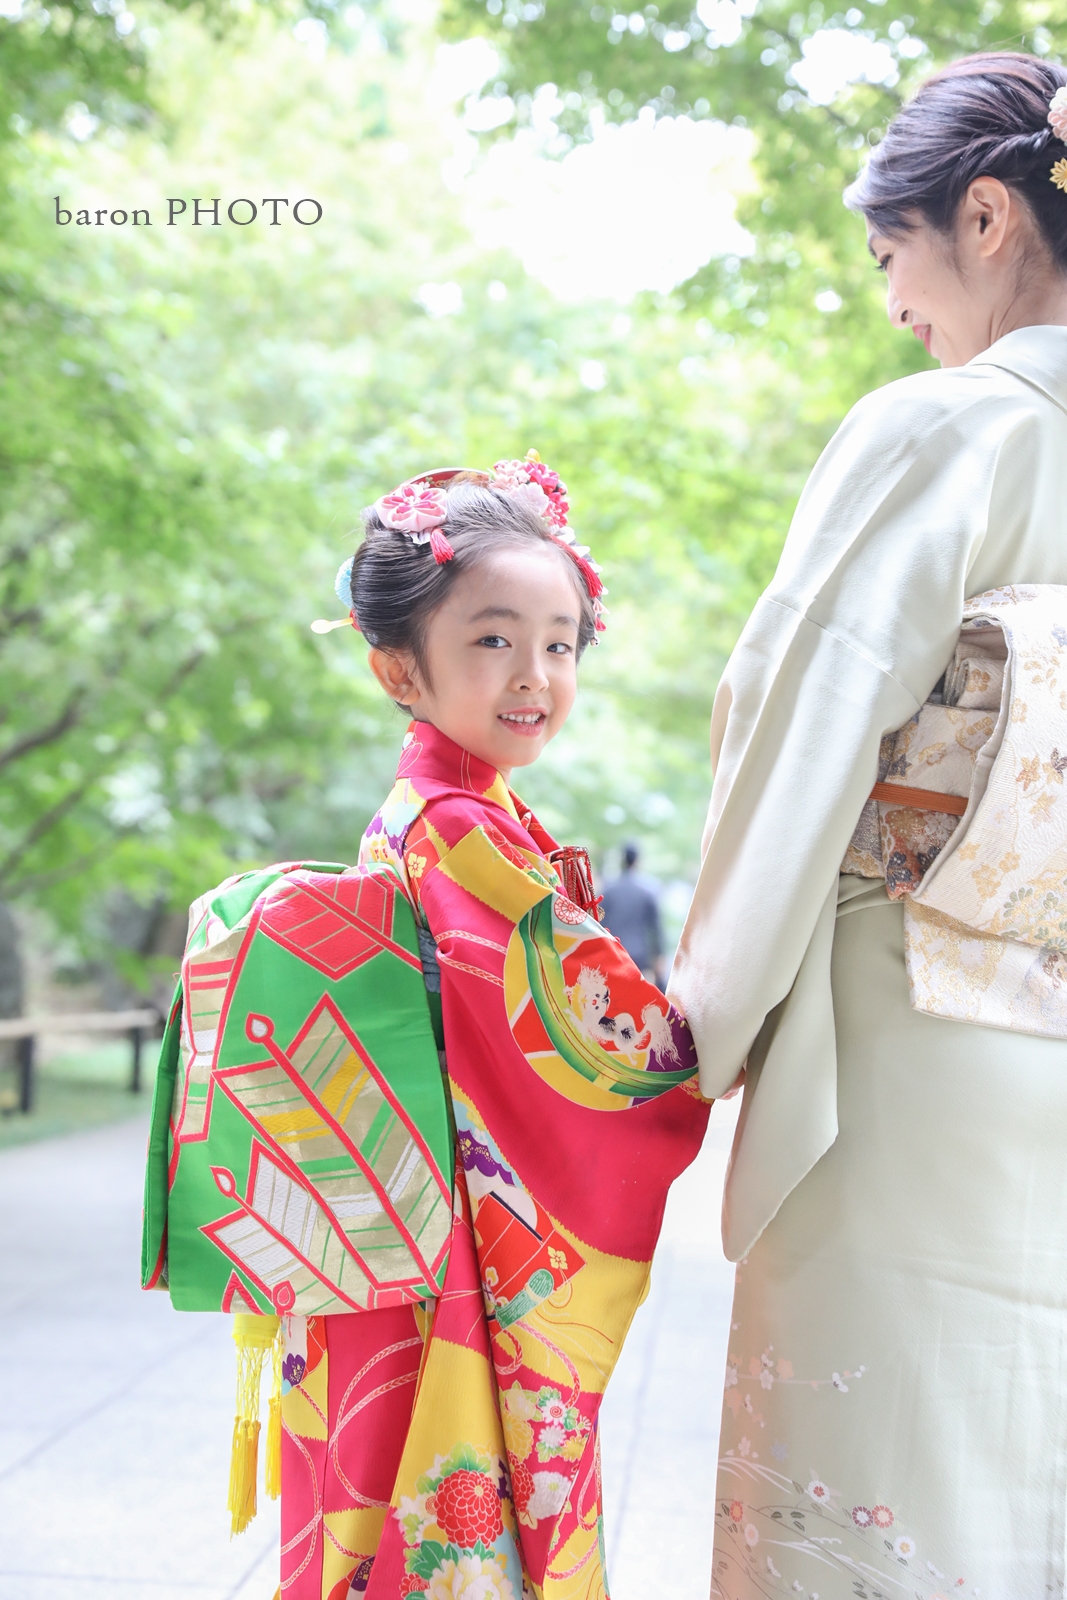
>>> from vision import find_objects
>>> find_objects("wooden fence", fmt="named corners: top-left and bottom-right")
top-left (0, 1009), bottom-right (163, 1113)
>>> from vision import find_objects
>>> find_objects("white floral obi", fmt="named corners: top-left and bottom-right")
top-left (844, 584), bottom-right (1067, 1038)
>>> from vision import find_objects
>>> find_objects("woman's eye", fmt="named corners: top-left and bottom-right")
top-left (876, 254), bottom-right (891, 273)
top-left (477, 634), bottom-right (508, 649)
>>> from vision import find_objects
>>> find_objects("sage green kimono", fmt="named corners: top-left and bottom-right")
top-left (671, 325), bottom-right (1067, 1596)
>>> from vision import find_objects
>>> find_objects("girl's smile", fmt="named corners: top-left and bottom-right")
top-left (499, 708), bottom-right (548, 735)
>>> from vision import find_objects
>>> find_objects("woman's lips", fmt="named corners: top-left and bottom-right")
top-left (912, 322), bottom-right (933, 353)
top-left (498, 710), bottom-right (547, 737)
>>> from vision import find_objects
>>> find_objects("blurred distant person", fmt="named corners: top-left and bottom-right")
top-left (601, 843), bottom-right (665, 986)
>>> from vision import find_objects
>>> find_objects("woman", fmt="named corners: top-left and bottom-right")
top-left (670, 53), bottom-right (1067, 1597)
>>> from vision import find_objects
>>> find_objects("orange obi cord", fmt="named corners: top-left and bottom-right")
top-left (869, 781), bottom-right (968, 816)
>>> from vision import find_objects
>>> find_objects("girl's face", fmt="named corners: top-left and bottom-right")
top-left (369, 544), bottom-right (581, 777)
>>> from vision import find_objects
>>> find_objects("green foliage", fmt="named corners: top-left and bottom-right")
top-left (441, 0), bottom-right (1067, 384)
top-left (11, 0), bottom-right (1060, 978)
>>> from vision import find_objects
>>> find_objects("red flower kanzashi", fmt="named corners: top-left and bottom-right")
top-left (522, 457), bottom-right (570, 528)
top-left (433, 1469), bottom-right (505, 1547)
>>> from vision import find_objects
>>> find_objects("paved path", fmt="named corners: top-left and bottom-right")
top-left (0, 1104), bottom-right (737, 1599)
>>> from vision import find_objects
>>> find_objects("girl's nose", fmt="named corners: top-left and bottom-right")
top-left (514, 656), bottom-right (549, 692)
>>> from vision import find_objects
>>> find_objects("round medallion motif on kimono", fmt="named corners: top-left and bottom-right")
top-left (502, 893), bottom-right (691, 1110)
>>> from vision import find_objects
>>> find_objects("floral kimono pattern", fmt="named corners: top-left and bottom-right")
top-left (280, 722), bottom-right (709, 1600)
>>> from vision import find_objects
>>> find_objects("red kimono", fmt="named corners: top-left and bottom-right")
top-left (280, 722), bottom-right (709, 1600)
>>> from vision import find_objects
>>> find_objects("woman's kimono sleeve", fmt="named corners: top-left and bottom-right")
top-left (669, 370), bottom-right (1014, 1257)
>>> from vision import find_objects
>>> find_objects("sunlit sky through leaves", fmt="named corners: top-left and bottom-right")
top-left (429, 28), bottom-right (897, 303)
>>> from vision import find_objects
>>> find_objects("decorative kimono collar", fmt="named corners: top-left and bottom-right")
top-left (970, 323), bottom-right (1067, 417)
top-left (396, 721), bottom-right (520, 821)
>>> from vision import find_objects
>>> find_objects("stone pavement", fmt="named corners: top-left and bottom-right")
top-left (0, 1102), bottom-right (737, 1600)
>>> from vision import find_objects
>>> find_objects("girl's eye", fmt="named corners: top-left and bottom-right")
top-left (547, 642), bottom-right (573, 655)
top-left (876, 254), bottom-right (891, 273)
top-left (477, 634), bottom-right (508, 649)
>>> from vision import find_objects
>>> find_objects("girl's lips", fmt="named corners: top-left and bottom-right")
top-left (912, 322), bottom-right (933, 354)
top-left (498, 710), bottom-right (547, 738)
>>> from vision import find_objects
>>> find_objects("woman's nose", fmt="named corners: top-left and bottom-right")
top-left (886, 285), bottom-right (909, 327)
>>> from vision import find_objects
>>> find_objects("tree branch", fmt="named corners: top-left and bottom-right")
top-left (0, 691), bottom-right (84, 773)
top-left (0, 780), bottom-right (93, 891)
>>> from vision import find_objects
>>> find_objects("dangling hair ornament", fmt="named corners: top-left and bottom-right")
top-left (310, 556), bottom-right (362, 634)
top-left (375, 481), bottom-right (455, 564)
top-left (313, 450), bottom-right (607, 637)
top-left (1047, 87), bottom-right (1067, 191)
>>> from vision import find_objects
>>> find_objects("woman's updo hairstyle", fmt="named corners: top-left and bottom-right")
top-left (846, 51), bottom-right (1067, 271)
top-left (351, 478), bottom-right (599, 668)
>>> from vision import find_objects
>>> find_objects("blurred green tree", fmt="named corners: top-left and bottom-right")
top-left (11, 0), bottom-right (1047, 998)
top-left (441, 0), bottom-right (1065, 384)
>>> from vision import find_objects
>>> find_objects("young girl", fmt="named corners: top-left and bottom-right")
top-left (284, 457), bottom-right (709, 1599)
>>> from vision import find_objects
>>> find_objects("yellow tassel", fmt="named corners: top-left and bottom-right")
top-left (227, 1417), bottom-right (261, 1535)
top-left (264, 1329), bottom-right (282, 1501)
top-left (227, 1313), bottom-right (281, 1536)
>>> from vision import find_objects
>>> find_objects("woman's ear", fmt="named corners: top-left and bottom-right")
top-left (963, 176), bottom-right (1014, 259)
top-left (368, 647), bottom-right (422, 709)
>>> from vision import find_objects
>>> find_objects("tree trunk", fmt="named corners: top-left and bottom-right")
top-left (0, 902), bottom-right (24, 1080)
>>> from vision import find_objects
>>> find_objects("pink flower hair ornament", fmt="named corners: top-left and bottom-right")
top-left (1050, 86), bottom-right (1067, 142)
top-left (1048, 87), bottom-right (1067, 191)
top-left (312, 453), bottom-right (605, 635)
top-left (367, 451), bottom-right (606, 632)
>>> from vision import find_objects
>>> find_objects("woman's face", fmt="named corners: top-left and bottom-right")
top-left (867, 217), bottom-right (967, 366)
top-left (867, 177), bottom-right (1063, 368)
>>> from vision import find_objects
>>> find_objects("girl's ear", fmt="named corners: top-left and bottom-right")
top-left (368, 646), bottom-right (422, 708)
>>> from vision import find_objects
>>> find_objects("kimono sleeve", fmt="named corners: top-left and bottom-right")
top-left (670, 371), bottom-right (1009, 1098)
top-left (411, 811), bottom-right (701, 1109)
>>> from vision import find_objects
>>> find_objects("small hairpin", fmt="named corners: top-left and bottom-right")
top-left (310, 557), bottom-right (361, 633)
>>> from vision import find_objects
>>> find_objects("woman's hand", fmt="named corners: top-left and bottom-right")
top-left (719, 1065), bottom-right (746, 1101)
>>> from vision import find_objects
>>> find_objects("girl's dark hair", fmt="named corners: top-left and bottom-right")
top-left (845, 51), bottom-right (1067, 268)
top-left (351, 479), bottom-right (598, 668)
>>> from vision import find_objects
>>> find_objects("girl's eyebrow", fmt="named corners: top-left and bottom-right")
top-left (468, 605), bottom-right (521, 622)
top-left (467, 604), bottom-right (578, 628)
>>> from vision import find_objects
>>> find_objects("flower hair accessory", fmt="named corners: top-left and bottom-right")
top-left (313, 451), bottom-right (606, 635)
top-left (375, 450), bottom-right (606, 631)
top-left (375, 479), bottom-right (455, 563)
top-left (1048, 86), bottom-right (1067, 190)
